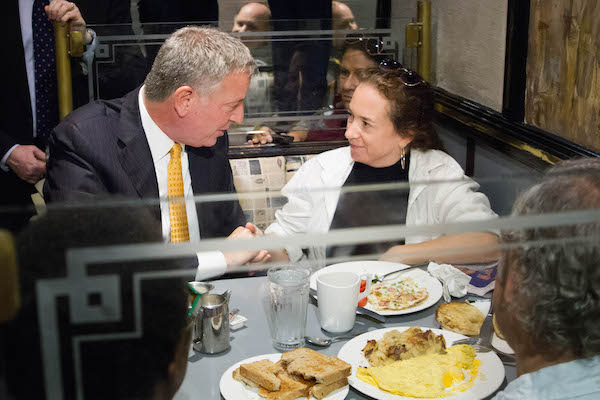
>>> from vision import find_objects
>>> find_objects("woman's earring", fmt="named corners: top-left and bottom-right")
top-left (400, 147), bottom-right (406, 170)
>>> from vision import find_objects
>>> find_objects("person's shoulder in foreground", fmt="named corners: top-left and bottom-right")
top-left (492, 157), bottom-right (600, 400)
top-left (493, 355), bottom-right (600, 400)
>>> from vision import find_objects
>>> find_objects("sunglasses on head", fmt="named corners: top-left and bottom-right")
top-left (344, 33), bottom-right (385, 56)
top-left (378, 59), bottom-right (426, 87)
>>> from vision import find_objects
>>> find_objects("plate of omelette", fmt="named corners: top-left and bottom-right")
top-left (337, 326), bottom-right (505, 399)
top-left (310, 261), bottom-right (443, 316)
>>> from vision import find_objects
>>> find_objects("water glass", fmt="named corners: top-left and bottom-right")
top-left (266, 266), bottom-right (311, 351)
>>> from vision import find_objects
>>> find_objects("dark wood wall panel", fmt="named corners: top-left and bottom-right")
top-left (525, 0), bottom-right (600, 152)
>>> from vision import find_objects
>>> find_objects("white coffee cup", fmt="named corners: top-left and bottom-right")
top-left (317, 271), bottom-right (372, 333)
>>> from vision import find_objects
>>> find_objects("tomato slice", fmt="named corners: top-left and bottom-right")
top-left (358, 297), bottom-right (367, 307)
top-left (360, 279), bottom-right (366, 292)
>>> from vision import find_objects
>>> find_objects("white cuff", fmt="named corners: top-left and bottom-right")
top-left (1, 144), bottom-right (20, 171)
top-left (195, 251), bottom-right (227, 281)
top-left (284, 246), bottom-right (304, 263)
top-left (83, 28), bottom-right (98, 64)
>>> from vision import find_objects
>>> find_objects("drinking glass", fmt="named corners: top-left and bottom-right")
top-left (266, 265), bottom-right (311, 351)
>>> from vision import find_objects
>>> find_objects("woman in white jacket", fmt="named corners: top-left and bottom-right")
top-left (260, 65), bottom-right (499, 268)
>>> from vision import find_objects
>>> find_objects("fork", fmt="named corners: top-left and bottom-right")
top-left (372, 267), bottom-right (410, 283)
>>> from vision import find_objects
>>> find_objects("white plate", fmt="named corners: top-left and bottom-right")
top-left (337, 327), bottom-right (505, 400)
top-left (219, 353), bottom-right (350, 400)
top-left (310, 261), bottom-right (443, 316)
top-left (491, 332), bottom-right (515, 355)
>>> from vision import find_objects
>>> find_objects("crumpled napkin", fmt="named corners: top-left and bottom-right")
top-left (427, 262), bottom-right (471, 302)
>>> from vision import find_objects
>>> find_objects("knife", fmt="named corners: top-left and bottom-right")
top-left (309, 288), bottom-right (386, 323)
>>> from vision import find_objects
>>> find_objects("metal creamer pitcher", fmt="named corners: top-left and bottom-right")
top-left (192, 290), bottom-right (231, 354)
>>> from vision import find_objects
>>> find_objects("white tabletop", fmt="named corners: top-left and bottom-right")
top-left (175, 274), bottom-right (514, 400)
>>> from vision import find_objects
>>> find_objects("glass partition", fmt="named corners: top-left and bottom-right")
top-left (2, 165), bottom-right (599, 399)
top-left (82, 1), bottom-right (412, 150)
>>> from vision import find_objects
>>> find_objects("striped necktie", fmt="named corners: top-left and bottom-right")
top-left (168, 144), bottom-right (190, 242)
top-left (32, 0), bottom-right (59, 139)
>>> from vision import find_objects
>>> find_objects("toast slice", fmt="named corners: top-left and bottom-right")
top-left (310, 377), bottom-right (348, 399)
top-left (280, 348), bottom-right (351, 385)
top-left (265, 371), bottom-right (308, 400)
top-left (233, 367), bottom-right (260, 389)
top-left (493, 314), bottom-right (505, 340)
top-left (436, 302), bottom-right (485, 336)
top-left (239, 359), bottom-right (281, 391)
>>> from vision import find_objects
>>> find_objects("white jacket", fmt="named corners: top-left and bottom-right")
top-left (266, 147), bottom-right (497, 266)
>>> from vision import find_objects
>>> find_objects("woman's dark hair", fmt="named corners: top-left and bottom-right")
top-left (341, 38), bottom-right (389, 65)
top-left (356, 67), bottom-right (444, 151)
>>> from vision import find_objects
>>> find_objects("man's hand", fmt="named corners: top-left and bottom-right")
top-left (224, 226), bottom-right (271, 267)
top-left (45, 0), bottom-right (92, 43)
top-left (6, 146), bottom-right (46, 184)
top-left (247, 126), bottom-right (275, 145)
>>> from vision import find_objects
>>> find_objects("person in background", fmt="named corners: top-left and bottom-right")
top-left (136, 0), bottom-right (219, 71)
top-left (44, 26), bottom-right (269, 280)
top-left (231, 2), bottom-right (274, 122)
top-left (492, 158), bottom-right (600, 400)
top-left (248, 37), bottom-right (385, 143)
top-left (255, 66), bottom-right (498, 268)
top-left (232, 2), bottom-right (272, 51)
top-left (332, 1), bottom-right (358, 49)
top-left (4, 205), bottom-right (192, 399)
top-left (1, 0), bottom-right (94, 232)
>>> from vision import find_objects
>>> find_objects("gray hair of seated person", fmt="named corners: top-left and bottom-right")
top-left (144, 26), bottom-right (257, 102)
top-left (500, 157), bottom-right (600, 358)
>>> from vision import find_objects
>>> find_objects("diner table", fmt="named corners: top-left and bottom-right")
top-left (174, 273), bottom-right (515, 400)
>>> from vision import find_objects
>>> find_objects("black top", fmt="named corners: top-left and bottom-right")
top-left (326, 153), bottom-right (411, 259)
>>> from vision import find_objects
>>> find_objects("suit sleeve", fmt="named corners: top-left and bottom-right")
top-left (43, 120), bottom-right (108, 202)
top-left (221, 135), bottom-right (247, 234)
top-left (0, 129), bottom-right (19, 159)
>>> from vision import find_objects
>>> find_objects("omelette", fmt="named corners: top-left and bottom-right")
top-left (356, 344), bottom-right (481, 398)
top-left (367, 278), bottom-right (428, 311)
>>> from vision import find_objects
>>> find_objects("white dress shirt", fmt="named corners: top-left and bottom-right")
top-left (1, 0), bottom-right (97, 170)
top-left (138, 87), bottom-right (228, 281)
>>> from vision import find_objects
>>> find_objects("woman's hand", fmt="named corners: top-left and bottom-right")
top-left (224, 226), bottom-right (271, 268)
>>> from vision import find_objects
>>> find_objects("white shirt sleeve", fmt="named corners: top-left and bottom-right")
top-left (194, 251), bottom-right (228, 281)
top-left (1, 144), bottom-right (21, 171)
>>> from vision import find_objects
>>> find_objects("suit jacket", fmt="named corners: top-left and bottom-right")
top-left (44, 87), bottom-right (246, 239)
top-left (0, 1), bottom-right (40, 230)
top-left (1, 0), bottom-right (142, 231)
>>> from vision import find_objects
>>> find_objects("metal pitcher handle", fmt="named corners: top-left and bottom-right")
top-left (193, 307), bottom-right (204, 345)
top-left (222, 290), bottom-right (232, 303)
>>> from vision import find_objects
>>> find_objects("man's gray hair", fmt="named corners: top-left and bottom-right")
top-left (500, 158), bottom-right (600, 357)
top-left (144, 26), bottom-right (256, 101)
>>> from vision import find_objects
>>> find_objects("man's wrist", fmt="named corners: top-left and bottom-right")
top-left (1, 144), bottom-right (20, 172)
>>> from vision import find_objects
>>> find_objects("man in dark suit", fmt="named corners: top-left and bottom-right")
top-left (1, 0), bottom-right (94, 232)
top-left (44, 26), bottom-right (270, 279)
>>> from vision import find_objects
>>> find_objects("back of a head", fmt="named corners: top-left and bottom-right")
top-left (502, 157), bottom-right (600, 358)
top-left (144, 26), bottom-right (257, 102)
top-left (7, 204), bottom-right (190, 399)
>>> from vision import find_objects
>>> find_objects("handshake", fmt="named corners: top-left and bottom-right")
top-left (223, 223), bottom-right (274, 270)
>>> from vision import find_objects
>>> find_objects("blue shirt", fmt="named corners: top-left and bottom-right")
top-left (492, 355), bottom-right (600, 400)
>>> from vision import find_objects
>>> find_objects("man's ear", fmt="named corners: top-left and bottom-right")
top-left (172, 86), bottom-right (195, 118)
